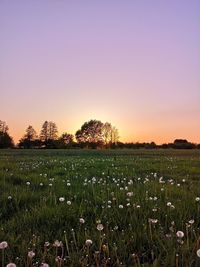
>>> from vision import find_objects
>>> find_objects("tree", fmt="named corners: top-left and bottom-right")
top-left (111, 126), bottom-right (119, 145)
top-left (0, 120), bottom-right (9, 133)
top-left (18, 126), bottom-right (38, 148)
top-left (75, 120), bottom-right (104, 146)
top-left (40, 121), bottom-right (58, 143)
top-left (102, 122), bottom-right (119, 147)
top-left (102, 122), bottom-right (113, 146)
top-left (57, 133), bottom-right (74, 148)
top-left (59, 133), bottom-right (74, 145)
top-left (75, 119), bottom-right (119, 148)
top-left (0, 120), bottom-right (14, 148)
top-left (24, 125), bottom-right (37, 141)
top-left (172, 139), bottom-right (195, 149)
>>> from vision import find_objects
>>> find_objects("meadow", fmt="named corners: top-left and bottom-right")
top-left (0, 149), bottom-right (200, 267)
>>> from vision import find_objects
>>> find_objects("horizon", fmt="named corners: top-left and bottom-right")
top-left (3, 118), bottom-right (200, 145)
top-left (1, 1), bottom-right (200, 144)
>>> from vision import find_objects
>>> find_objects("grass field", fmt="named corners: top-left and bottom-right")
top-left (1, 149), bottom-right (200, 267)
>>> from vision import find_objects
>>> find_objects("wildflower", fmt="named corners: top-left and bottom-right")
top-left (26, 182), bottom-right (30, 186)
top-left (189, 219), bottom-right (194, 224)
top-left (67, 201), bottom-right (71, 205)
top-left (176, 231), bottom-right (184, 238)
top-left (79, 218), bottom-right (85, 224)
top-left (0, 241), bottom-right (8, 249)
top-left (6, 264), bottom-right (16, 267)
top-left (196, 197), bottom-right (200, 202)
top-left (119, 205), bottom-right (123, 209)
top-left (28, 251), bottom-right (35, 258)
top-left (8, 196), bottom-right (12, 200)
top-left (149, 218), bottom-right (158, 224)
top-left (97, 224), bottom-right (104, 231)
top-left (197, 249), bottom-right (200, 257)
top-left (59, 197), bottom-right (65, 202)
top-left (167, 202), bottom-right (172, 207)
top-left (85, 239), bottom-right (93, 246)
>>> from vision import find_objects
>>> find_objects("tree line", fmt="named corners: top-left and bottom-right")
top-left (0, 119), bottom-right (119, 149)
top-left (0, 119), bottom-right (200, 149)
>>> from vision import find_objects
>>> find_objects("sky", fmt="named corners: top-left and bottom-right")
top-left (0, 0), bottom-right (200, 144)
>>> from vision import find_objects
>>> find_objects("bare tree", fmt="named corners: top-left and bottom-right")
top-left (24, 125), bottom-right (37, 141)
top-left (102, 122), bottom-right (113, 146)
top-left (40, 121), bottom-right (58, 142)
top-left (111, 126), bottom-right (119, 145)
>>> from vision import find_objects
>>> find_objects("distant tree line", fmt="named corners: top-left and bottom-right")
top-left (0, 119), bottom-right (200, 149)
top-left (18, 119), bottom-right (119, 149)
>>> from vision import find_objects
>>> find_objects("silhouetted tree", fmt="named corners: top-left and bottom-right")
top-left (40, 121), bottom-right (58, 146)
top-left (18, 125), bottom-right (38, 148)
top-left (0, 120), bottom-right (9, 133)
top-left (0, 120), bottom-right (14, 148)
top-left (102, 122), bottom-right (120, 147)
top-left (102, 122), bottom-right (113, 146)
top-left (56, 133), bottom-right (74, 148)
top-left (172, 139), bottom-right (195, 149)
top-left (75, 120), bottom-right (120, 148)
top-left (174, 139), bottom-right (188, 144)
top-left (25, 125), bottom-right (37, 140)
top-left (59, 133), bottom-right (74, 144)
top-left (75, 120), bottom-right (104, 147)
top-left (111, 126), bottom-right (119, 145)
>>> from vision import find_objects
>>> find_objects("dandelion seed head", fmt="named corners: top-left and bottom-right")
top-left (0, 241), bottom-right (8, 249)
top-left (79, 218), bottom-right (85, 224)
top-left (197, 249), bottom-right (200, 257)
top-left (6, 264), bottom-right (16, 267)
top-left (97, 224), bottom-right (104, 231)
top-left (85, 239), bottom-right (92, 246)
top-left (176, 231), bottom-right (184, 238)
top-left (28, 251), bottom-right (35, 258)
top-left (59, 197), bottom-right (65, 202)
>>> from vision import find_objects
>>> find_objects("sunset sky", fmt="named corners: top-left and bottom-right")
top-left (1, 0), bottom-right (200, 144)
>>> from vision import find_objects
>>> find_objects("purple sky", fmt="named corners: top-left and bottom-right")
top-left (1, 0), bottom-right (200, 144)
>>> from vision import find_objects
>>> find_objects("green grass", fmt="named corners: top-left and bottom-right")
top-left (0, 149), bottom-right (200, 266)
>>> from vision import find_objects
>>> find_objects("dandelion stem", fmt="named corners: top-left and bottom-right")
top-left (2, 249), bottom-right (4, 267)
top-left (64, 232), bottom-right (70, 257)
top-left (72, 230), bottom-right (78, 252)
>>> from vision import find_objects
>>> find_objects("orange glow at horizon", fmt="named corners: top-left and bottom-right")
top-left (8, 114), bottom-right (200, 145)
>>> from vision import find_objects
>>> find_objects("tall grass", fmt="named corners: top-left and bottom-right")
top-left (0, 149), bottom-right (200, 266)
